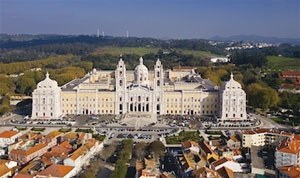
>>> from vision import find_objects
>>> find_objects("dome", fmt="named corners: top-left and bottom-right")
top-left (224, 73), bottom-right (242, 90)
top-left (135, 57), bottom-right (148, 74)
top-left (37, 72), bottom-right (59, 89)
top-left (134, 57), bottom-right (149, 86)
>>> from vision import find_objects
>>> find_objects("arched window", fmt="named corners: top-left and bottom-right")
top-left (157, 80), bottom-right (160, 86)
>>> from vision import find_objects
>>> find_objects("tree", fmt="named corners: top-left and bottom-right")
top-left (134, 142), bottom-right (147, 161)
top-left (0, 96), bottom-right (12, 115)
top-left (16, 76), bottom-right (36, 95)
top-left (246, 83), bottom-right (279, 110)
top-left (110, 160), bottom-right (127, 178)
top-left (148, 141), bottom-right (166, 161)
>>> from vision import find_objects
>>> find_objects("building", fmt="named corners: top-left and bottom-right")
top-left (277, 165), bottom-right (300, 178)
top-left (275, 136), bottom-right (300, 168)
top-left (279, 71), bottom-right (300, 86)
top-left (0, 159), bottom-right (18, 178)
top-left (199, 141), bottom-right (219, 162)
top-left (219, 73), bottom-right (247, 121)
top-left (32, 72), bottom-right (61, 119)
top-left (36, 164), bottom-right (76, 178)
top-left (0, 130), bottom-right (21, 147)
top-left (31, 57), bottom-right (247, 121)
top-left (210, 57), bottom-right (230, 63)
top-left (64, 138), bottom-right (103, 175)
top-left (242, 129), bottom-right (297, 148)
top-left (9, 143), bottom-right (48, 164)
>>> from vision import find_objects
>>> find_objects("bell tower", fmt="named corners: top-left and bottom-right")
top-left (153, 58), bottom-right (164, 115)
top-left (115, 55), bottom-right (127, 114)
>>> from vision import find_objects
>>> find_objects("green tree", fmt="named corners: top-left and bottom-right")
top-left (246, 83), bottom-right (279, 110)
top-left (148, 141), bottom-right (166, 161)
top-left (110, 160), bottom-right (127, 178)
top-left (16, 76), bottom-right (36, 95)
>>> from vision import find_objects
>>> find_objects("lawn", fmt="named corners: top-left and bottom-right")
top-left (92, 134), bottom-right (106, 141)
top-left (165, 131), bottom-right (203, 144)
top-left (92, 46), bottom-right (161, 56)
top-left (31, 127), bottom-right (45, 132)
top-left (92, 46), bottom-right (220, 58)
top-left (267, 56), bottom-right (300, 70)
top-left (59, 128), bottom-right (72, 133)
top-left (75, 128), bottom-right (94, 133)
top-left (179, 49), bottom-right (222, 58)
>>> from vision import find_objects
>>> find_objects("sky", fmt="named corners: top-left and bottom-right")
top-left (0, 0), bottom-right (299, 39)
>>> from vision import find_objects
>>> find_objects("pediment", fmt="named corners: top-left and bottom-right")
top-left (127, 84), bottom-right (150, 92)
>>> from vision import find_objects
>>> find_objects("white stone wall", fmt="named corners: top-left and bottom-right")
top-left (219, 74), bottom-right (247, 120)
top-left (275, 151), bottom-right (298, 167)
top-left (31, 73), bottom-right (61, 119)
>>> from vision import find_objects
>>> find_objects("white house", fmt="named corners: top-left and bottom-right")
top-left (211, 157), bottom-right (244, 173)
top-left (275, 136), bottom-right (300, 168)
top-left (64, 139), bottom-right (103, 175)
top-left (219, 73), bottom-right (247, 121)
top-left (0, 130), bottom-right (21, 147)
top-left (210, 57), bottom-right (230, 63)
top-left (31, 72), bottom-right (62, 119)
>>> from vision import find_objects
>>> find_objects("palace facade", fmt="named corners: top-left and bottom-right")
top-left (31, 57), bottom-right (247, 120)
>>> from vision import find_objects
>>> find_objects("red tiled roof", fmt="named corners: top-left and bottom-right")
top-left (37, 164), bottom-right (74, 177)
top-left (0, 131), bottom-right (18, 138)
top-left (211, 157), bottom-right (229, 168)
top-left (279, 165), bottom-right (300, 178)
top-left (281, 71), bottom-right (300, 77)
top-left (216, 167), bottom-right (234, 178)
top-left (277, 136), bottom-right (300, 154)
top-left (13, 173), bottom-right (33, 178)
top-left (10, 143), bottom-right (47, 156)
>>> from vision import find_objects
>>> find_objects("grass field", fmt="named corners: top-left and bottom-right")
top-left (165, 131), bottom-right (203, 144)
top-left (92, 46), bottom-right (220, 58)
top-left (267, 56), bottom-right (300, 70)
top-left (92, 46), bottom-right (161, 56)
top-left (179, 49), bottom-right (222, 58)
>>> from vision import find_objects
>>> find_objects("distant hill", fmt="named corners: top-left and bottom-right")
top-left (209, 35), bottom-right (300, 45)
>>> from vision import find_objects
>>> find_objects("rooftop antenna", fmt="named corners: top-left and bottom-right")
top-left (102, 31), bottom-right (105, 38)
top-left (126, 30), bottom-right (129, 38)
top-left (97, 29), bottom-right (100, 37)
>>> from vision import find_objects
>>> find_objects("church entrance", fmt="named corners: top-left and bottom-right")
top-left (86, 109), bottom-right (89, 115)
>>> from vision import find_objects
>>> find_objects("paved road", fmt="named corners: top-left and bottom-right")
top-left (0, 113), bottom-right (287, 132)
top-left (253, 113), bottom-right (286, 129)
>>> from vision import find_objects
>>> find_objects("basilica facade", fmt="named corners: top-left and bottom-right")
top-left (31, 57), bottom-right (247, 121)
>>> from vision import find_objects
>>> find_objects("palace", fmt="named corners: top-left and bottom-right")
top-left (31, 57), bottom-right (247, 121)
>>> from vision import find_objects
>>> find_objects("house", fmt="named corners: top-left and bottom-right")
top-left (199, 141), bottom-right (219, 163)
top-left (277, 165), bottom-right (300, 178)
top-left (192, 167), bottom-right (218, 178)
top-left (36, 164), bottom-right (76, 178)
top-left (175, 149), bottom-right (206, 178)
top-left (182, 141), bottom-right (200, 153)
top-left (242, 129), bottom-right (297, 148)
top-left (216, 166), bottom-right (234, 178)
top-left (0, 159), bottom-right (18, 178)
top-left (210, 57), bottom-right (230, 63)
top-left (0, 130), bottom-right (21, 147)
top-left (211, 157), bottom-right (244, 173)
top-left (279, 71), bottom-right (300, 85)
top-left (9, 143), bottom-right (48, 164)
top-left (227, 135), bottom-right (241, 149)
top-left (64, 138), bottom-right (103, 175)
top-left (275, 136), bottom-right (300, 167)
top-left (13, 173), bottom-right (34, 178)
top-left (42, 131), bottom-right (63, 148)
